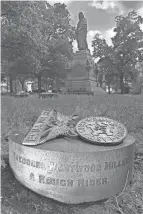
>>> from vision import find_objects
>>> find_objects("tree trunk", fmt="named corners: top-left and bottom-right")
top-left (120, 73), bottom-right (124, 94)
top-left (100, 74), bottom-right (103, 87)
top-left (38, 75), bottom-right (42, 98)
top-left (46, 83), bottom-right (48, 91)
top-left (18, 78), bottom-right (25, 91)
top-left (20, 80), bottom-right (25, 91)
top-left (14, 80), bottom-right (17, 93)
top-left (108, 85), bottom-right (111, 94)
top-left (7, 76), bottom-right (9, 92)
top-left (9, 75), bottom-right (13, 93)
top-left (22, 82), bottom-right (25, 91)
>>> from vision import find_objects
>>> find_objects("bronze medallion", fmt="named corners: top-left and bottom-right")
top-left (76, 117), bottom-right (127, 145)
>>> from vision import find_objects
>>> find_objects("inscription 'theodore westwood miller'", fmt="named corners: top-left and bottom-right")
top-left (76, 117), bottom-right (127, 145)
top-left (13, 151), bottom-right (129, 172)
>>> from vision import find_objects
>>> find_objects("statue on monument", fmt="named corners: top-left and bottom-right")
top-left (76, 12), bottom-right (88, 51)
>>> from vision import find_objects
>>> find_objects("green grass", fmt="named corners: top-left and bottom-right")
top-left (1, 94), bottom-right (143, 214)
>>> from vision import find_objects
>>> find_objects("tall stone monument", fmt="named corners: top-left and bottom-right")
top-left (65, 12), bottom-right (102, 93)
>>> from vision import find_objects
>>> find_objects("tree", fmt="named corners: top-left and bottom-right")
top-left (112, 10), bottom-right (143, 93)
top-left (92, 34), bottom-right (116, 93)
top-left (92, 10), bottom-right (143, 94)
top-left (135, 62), bottom-right (143, 84)
top-left (1, 1), bottom-right (75, 92)
top-left (1, 1), bottom-right (47, 92)
top-left (33, 2), bottom-right (75, 93)
top-left (92, 34), bottom-right (112, 59)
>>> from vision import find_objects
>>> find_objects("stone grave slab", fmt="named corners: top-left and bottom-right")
top-left (40, 93), bottom-right (59, 99)
top-left (15, 91), bottom-right (29, 97)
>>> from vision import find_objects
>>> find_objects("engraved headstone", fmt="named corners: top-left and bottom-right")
top-left (9, 132), bottom-right (135, 204)
top-left (9, 110), bottom-right (135, 204)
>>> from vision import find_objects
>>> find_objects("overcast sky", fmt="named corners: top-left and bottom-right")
top-left (48, 1), bottom-right (143, 52)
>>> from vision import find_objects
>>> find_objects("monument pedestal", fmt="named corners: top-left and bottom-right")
top-left (9, 132), bottom-right (135, 204)
top-left (65, 50), bottom-right (104, 93)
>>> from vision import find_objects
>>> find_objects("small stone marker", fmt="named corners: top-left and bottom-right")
top-left (40, 92), bottom-right (59, 99)
top-left (76, 117), bottom-right (127, 145)
top-left (15, 91), bottom-right (29, 97)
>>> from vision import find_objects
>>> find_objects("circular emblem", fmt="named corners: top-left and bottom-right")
top-left (76, 117), bottom-right (127, 145)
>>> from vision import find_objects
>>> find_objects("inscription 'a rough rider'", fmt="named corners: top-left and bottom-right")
top-left (29, 173), bottom-right (109, 187)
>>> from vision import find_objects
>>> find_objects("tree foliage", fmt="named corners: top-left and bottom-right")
top-left (1, 1), bottom-right (75, 92)
top-left (92, 10), bottom-right (143, 94)
top-left (134, 62), bottom-right (143, 84)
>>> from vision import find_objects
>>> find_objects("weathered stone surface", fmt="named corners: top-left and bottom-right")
top-left (65, 50), bottom-right (104, 93)
top-left (40, 92), bottom-right (59, 99)
top-left (22, 110), bottom-right (79, 146)
top-left (9, 132), bottom-right (135, 204)
top-left (22, 110), bottom-right (51, 145)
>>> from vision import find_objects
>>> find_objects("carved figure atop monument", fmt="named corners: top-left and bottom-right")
top-left (76, 12), bottom-right (88, 51)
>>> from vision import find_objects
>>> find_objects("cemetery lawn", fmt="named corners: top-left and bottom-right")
top-left (1, 94), bottom-right (143, 214)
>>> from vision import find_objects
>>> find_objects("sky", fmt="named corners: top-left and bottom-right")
top-left (47, 1), bottom-right (143, 53)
